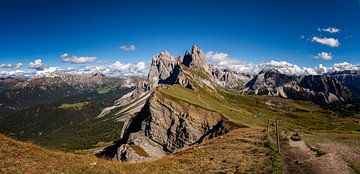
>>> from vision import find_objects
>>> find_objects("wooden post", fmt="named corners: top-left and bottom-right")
top-left (266, 118), bottom-right (269, 134)
top-left (276, 120), bottom-right (280, 153)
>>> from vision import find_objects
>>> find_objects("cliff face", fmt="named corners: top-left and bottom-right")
top-left (183, 45), bottom-right (211, 75)
top-left (147, 50), bottom-right (180, 87)
top-left (113, 89), bottom-right (236, 161)
top-left (329, 70), bottom-right (360, 100)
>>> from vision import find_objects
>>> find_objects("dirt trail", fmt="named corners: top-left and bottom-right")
top-left (283, 139), bottom-right (355, 174)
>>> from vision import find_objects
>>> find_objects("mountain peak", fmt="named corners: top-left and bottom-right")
top-left (147, 50), bottom-right (178, 87)
top-left (183, 45), bottom-right (211, 74)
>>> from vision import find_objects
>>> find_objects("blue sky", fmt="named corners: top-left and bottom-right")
top-left (0, 0), bottom-right (359, 76)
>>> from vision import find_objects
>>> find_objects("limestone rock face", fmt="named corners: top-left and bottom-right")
top-left (329, 70), bottom-right (360, 100)
top-left (113, 89), bottom-right (235, 161)
top-left (210, 65), bottom-right (253, 91)
top-left (147, 50), bottom-right (179, 88)
top-left (183, 45), bottom-right (211, 75)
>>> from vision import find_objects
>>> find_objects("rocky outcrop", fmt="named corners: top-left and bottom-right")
top-left (98, 50), bottom-right (180, 119)
top-left (112, 89), bottom-right (236, 161)
top-left (210, 65), bottom-right (253, 91)
top-left (183, 45), bottom-right (211, 75)
top-left (243, 68), bottom-right (352, 104)
top-left (147, 50), bottom-right (180, 88)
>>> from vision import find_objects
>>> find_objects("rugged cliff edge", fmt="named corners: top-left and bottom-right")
top-left (113, 89), bottom-right (236, 161)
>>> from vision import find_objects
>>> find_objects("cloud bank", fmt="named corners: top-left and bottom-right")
top-left (205, 51), bottom-right (359, 76)
top-left (0, 51), bottom-right (358, 78)
top-left (0, 63), bottom-right (23, 69)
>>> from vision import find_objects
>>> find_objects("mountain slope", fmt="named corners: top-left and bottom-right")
top-left (0, 74), bottom-right (140, 151)
top-left (0, 127), bottom-right (273, 174)
top-left (0, 74), bottom-right (141, 118)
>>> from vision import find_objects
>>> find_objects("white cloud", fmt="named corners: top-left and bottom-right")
top-left (330, 62), bottom-right (360, 71)
top-left (206, 51), bottom-right (259, 74)
top-left (314, 52), bottom-right (333, 60)
top-left (119, 45), bottom-right (136, 51)
top-left (0, 70), bottom-right (32, 77)
top-left (28, 59), bottom-right (45, 70)
top-left (313, 64), bottom-right (328, 74)
top-left (61, 53), bottom-right (96, 64)
top-left (318, 27), bottom-right (341, 33)
top-left (60, 53), bottom-right (69, 58)
top-left (312, 37), bottom-right (340, 47)
top-left (261, 60), bottom-right (302, 75)
top-left (0, 63), bottom-right (23, 69)
top-left (108, 61), bottom-right (148, 76)
top-left (206, 51), bottom-right (229, 63)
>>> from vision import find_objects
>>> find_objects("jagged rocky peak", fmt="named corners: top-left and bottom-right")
top-left (183, 45), bottom-right (211, 74)
top-left (147, 50), bottom-right (179, 87)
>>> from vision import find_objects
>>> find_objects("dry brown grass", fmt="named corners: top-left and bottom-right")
top-left (0, 128), bottom-right (271, 174)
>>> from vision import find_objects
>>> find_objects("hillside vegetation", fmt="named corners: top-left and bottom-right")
top-left (0, 127), bottom-right (273, 174)
top-left (0, 86), bottom-right (133, 151)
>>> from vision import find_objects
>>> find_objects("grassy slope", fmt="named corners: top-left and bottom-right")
top-left (159, 84), bottom-right (360, 173)
top-left (160, 84), bottom-right (359, 132)
top-left (0, 128), bottom-right (272, 174)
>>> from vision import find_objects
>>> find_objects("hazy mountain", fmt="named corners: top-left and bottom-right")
top-left (0, 77), bottom-right (26, 92)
